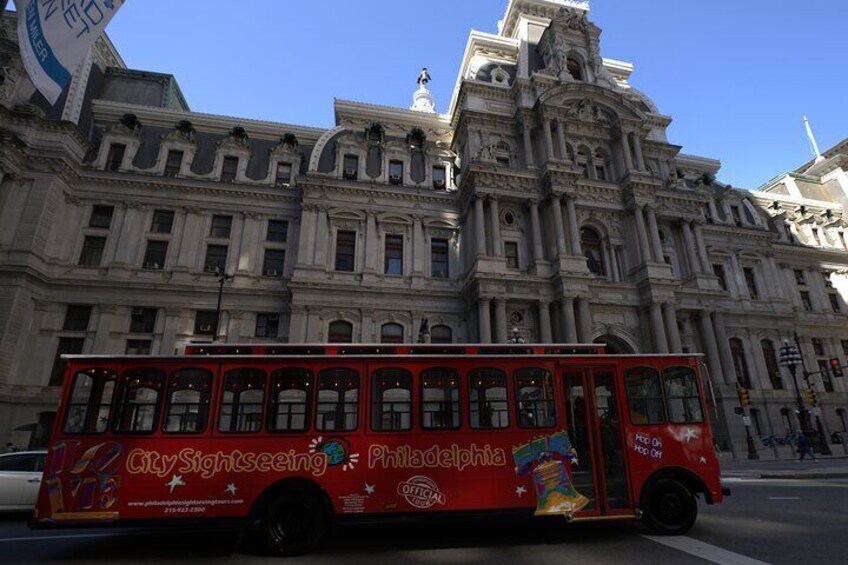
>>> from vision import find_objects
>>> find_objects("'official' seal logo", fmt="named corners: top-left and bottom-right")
top-left (397, 475), bottom-right (446, 509)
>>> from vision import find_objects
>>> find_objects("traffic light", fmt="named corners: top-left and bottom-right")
top-left (805, 388), bottom-right (818, 406)
top-left (737, 387), bottom-right (751, 407)
top-left (830, 358), bottom-right (844, 378)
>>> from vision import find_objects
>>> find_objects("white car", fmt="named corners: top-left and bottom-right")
top-left (0, 451), bottom-right (46, 511)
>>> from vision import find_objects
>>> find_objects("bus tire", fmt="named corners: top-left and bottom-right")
top-left (641, 478), bottom-right (697, 536)
top-left (259, 490), bottom-right (328, 556)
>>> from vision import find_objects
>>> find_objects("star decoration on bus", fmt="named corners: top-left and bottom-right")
top-left (225, 483), bottom-right (238, 496)
top-left (673, 427), bottom-right (699, 444)
top-left (699, 456), bottom-right (708, 465)
top-left (166, 474), bottom-right (185, 494)
top-left (515, 486), bottom-right (527, 497)
top-left (364, 483), bottom-right (375, 495)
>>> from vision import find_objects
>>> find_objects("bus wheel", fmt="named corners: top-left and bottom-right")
top-left (642, 479), bottom-right (697, 536)
top-left (259, 490), bottom-right (328, 556)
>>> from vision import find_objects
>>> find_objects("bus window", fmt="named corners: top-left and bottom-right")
top-left (514, 368), bottom-right (556, 429)
top-left (114, 368), bottom-right (165, 433)
top-left (371, 369), bottom-right (412, 431)
top-left (269, 368), bottom-right (312, 432)
top-left (625, 367), bottom-right (665, 425)
top-left (219, 369), bottom-right (266, 433)
top-left (469, 368), bottom-right (509, 429)
top-left (64, 369), bottom-right (116, 434)
top-left (421, 368), bottom-right (461, 430)
top-left (163, 369), bottom-right (212, 433)
top-left (663, 366), bottom-right (704, 424)
top-left (316, 369), bottom-right (359, 432)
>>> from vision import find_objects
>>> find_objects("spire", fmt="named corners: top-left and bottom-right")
top-left (410, 67), bottom-right (436, 114)
top-left (804, 116), bottom-right (825, 164)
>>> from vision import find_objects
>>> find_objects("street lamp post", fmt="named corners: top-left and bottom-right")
top-left (778, 339), bottom-right (812, 435)
top-left (212, 267), bottom-right (234, 342)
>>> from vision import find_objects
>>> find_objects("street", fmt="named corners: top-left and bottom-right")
top-left (1, 459), bottom-right (846, 565)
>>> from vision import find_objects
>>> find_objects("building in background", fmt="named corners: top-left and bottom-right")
top-left (1, 0), bottom-right (847, 456)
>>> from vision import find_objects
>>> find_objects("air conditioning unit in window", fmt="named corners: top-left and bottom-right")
top-left (268, 314), bottom-right (279, 322)
top-left (198, 324), bottom-right (213, 332)
top-left (265, 269), bottom-right (279, 277)
top-left (343, 169), bottom-right (357, 180)
top-left (433, 179), bottom-right (446, 189)
top-left (145, 262), bottom-right (160, 270)
top-left (389, 175), bottom-right (402, 185)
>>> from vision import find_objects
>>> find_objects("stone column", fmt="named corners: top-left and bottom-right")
top-left (729, 253), bottom-right (749, 299)
top-left (114, 206), bottom-right (144, 265)
top-left (538, 301), bottom-right (553, 343)
top-left (522, 123), bottom-right (535, 168)
top-left (645, 206), bottom-right (665, 263)
top-left (227, 214), bottom-right (245, 273)
top-left (632, 134), bottom-right (646, 171)
top-left (693, 222), bottom-right (713, 274)
top-left (296, 207), bottom-right (318, 266)
top-left (489, 196), bottom-right (502, 257)
top-left (412, 216), bottom-right (424, 275)
top-left (663, 303), bottom-right (683, 354)
top-left (712, 312), bottom-right (738, 385)
top-left (650, 303), bottom-right (669, 353)
top-left (561, 298), bottom-right (577, 343)
top-left (474, 196), bottom-right (487, 256)
top-left (565, 196), bottom-right (582, 256)
top-left (543, 118), bottom-right (556, 162)
top-left (633, 206), bottom-right (651, 264)
top-left (165, 209), bottom-right (187, 269)
top-left (556, 120), bottom-right (568, 163)
top-left (104, 205), bottom-right (128, 264)
top-left (749, 337), bottom-right (772, 390)
top-left (609, 245), bottom-right (621, 282)
top-left (360, 310), bottom-right (373, 343)
top-left (577, 298), bottom-right (592, 343)
top-left (551, 196), bottom-right (567, 257)
top-left (494, 298), bottom-right (508, 343)
top-left (313, 208), bottom-right (329, 268)
top-left (698, 312), bottom-right (725, 385)
top-left (681, 221), bottom-right (702, 275)
top-left (477, 299), bottom-right (492, 344)
top-left (529, 200), bottom-right (545, 263)
top-left (620, 132), bottom-right (634, 171)
top-left (364, 212), bottom-right (378, 272)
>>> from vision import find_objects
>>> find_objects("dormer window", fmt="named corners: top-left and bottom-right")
top-left (407, 128), bottom-right (426, 151)
top-left (432, 166), bottom-right (446, 190)
top-left (389, 161), bottom-right (403, 185)
top-left (221, 156), bottom-right (238, 183)
top-left (343, 155), bottom-right (359, 180)
top-left (566, 58), bottom-right (583, 81)
top-left (164, 150), bottom-right (183, 177)
top-left (105, 144), bottom-right (126, 172)
top-left (276, 162), bottom-right (292, 186)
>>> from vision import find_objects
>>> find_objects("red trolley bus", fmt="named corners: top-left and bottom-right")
top-left (33, 344), bottom-right (725, 555)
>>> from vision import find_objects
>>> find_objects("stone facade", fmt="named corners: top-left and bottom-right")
top-left (1, 1), bottom-right (847, 457)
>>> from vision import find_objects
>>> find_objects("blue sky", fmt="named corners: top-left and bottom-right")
top-left (20, 1), bottom-right (848, 189)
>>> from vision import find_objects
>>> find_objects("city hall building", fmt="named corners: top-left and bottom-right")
top-left (1, 0), bottom-right (847, 457)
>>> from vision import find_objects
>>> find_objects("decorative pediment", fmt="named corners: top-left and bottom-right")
top-left (552, 6), bottom-right (589, 33)
top-left (269, 135), bottom-right (302, 158)
top-left (216, 126), bottom-right (251, 153)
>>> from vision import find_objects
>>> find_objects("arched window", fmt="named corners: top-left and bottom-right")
top-left (566, 58), bottom-right (583, 81)
top-left (381, 323), bottom-right (404, 344)
top-left (431, 325), bottom-right (452, 344)
top-left (729, 338), bottom-right (752, 389)
top-left (328, 320), bottom-right (353, 343)
top-left (580, 227), bottom-right (605, 276)
top-left (761, 340), bottom-right (783, 390)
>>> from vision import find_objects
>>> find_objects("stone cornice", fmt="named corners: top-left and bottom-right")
top-left (91, 99), bottom-right (325, 142)
top-left (299, 177), bottom-right (457, 208)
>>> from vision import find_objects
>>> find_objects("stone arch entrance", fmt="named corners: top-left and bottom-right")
top-left (593, 334), bottom-right (635, 354)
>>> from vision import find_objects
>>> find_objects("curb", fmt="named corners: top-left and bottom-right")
top-left (758, 472), bottom-right (848, 480)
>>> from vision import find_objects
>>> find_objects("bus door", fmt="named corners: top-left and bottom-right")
top-left (562, 366), bottom-right (632, 517)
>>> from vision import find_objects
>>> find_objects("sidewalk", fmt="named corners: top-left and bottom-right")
top-left (718, 454), bottom-right (848, 480)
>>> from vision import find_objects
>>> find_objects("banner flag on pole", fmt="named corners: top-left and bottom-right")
top-left (14, 0), bottom-right (125, 104)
